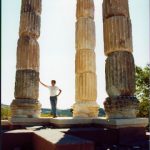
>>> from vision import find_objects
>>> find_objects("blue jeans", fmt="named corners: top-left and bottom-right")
top-left (50, 96), bottom-right (57, 116)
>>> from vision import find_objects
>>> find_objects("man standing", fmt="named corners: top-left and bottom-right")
top-left (39, 80), bottom-right (62, 118)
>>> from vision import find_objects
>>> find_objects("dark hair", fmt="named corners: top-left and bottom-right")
top-left (51, 80), bottom-right (56, 84)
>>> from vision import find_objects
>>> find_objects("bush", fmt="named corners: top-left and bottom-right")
top-left (40, 113), bottom-right (52, 117)
top-left (1, 106), bottom-right (11, 120)
top-left (136, 65), bottom-right (150, 118)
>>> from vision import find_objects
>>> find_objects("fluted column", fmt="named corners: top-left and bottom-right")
top-left (105, 52), bottom-right (135, 97)
top-left (10, 0), bottom-right (42, 118)
top-left (73, 0), bottom-right (99, 118)
top-left (103, 16), bottom-right (133, 55)
top-left (103, 0), bottom-right (139, 118)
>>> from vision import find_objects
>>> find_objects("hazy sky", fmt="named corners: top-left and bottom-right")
top-left (2, 0), bottom-right (149, 109)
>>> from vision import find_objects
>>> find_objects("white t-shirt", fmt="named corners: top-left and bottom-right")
top-left (48, 86), bottom-right (59, 96)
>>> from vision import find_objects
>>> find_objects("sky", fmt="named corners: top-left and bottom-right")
top-left (2, 0), bottom-right (149, 109)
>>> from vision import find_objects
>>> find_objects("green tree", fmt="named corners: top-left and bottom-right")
top-left (1, 106), bottom-right (11, 120)
top-left (135, 65), bottom-right (150, 117)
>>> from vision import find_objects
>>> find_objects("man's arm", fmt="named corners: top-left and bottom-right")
top-left (57, 89), bottom-right (62, 96)
top-left (39, 80), bottom-right (49, 88)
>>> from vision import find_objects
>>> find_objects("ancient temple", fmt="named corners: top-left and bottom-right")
top-left (102, 0), bottom-right (139, 118)
top-left (4, 1), bottom-right (148, 149)
top-left (10, 0), bottom-right (42, 118)
top-left (73, 0), bottom-right (99, 117)
top-left (10, 0), bottom-right (139, 119)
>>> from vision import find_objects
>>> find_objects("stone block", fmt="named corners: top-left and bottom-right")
top-left (8, 117), bottom-right (148, 128)
top-left (34, 129), bottom-right (95, 150)
top-left (76, 18), bottom-right (95, 50)
top-left (73, 101), bottom-right (99, 118)
top-left (50, 117), bottom-right (93, 127)
top-left (19, 12), bottom-right (41, 38)
top-left (103, 16), bottom-right (132, 55)
top-left (1, 120), bottom-right (11, 126)
top-left (93, 118), bottom-right (148, 128)
top-left (103, 0), bottom-right (129, 20)
top-left (10, 99), bottom-right (41, 118)
top-left (14, 70), bottom-right (39, 99)
top-left (9, 117), bottom-right (51, 125)
top-left (2, 129), bottom-right (94, 150)
top-left (104, 96), bottom-right (139, 119)
top-left (2, 130), bottom-right (33, 150)
top-left (75, 72), bottom-right (97, 101)
top-left (21, 0), bottom-right (41, 14)
top-left (16, 36), bottom-right (39, 71)
top-left (76, 0), bottom-right (94, 19)
top-left (105, 52), bottom-right (135, 97)
top-left (75, 50), bottom-right (96, 74)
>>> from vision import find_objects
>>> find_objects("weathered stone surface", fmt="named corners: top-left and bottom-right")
top-left (73, 101), bottom-right (99, 118)
top-left (9, 118), bottom-right (50, 126)
top-left (14, 70), bottom-right (39, 99)
top-left (104, 96), bottom-right (139, 119)
top-left (76, 18), bottom-right (95, 50)
top-left (105, 52), bottom-right (135, 97)
top-left (17, 36), bottom-right (39, 71)
top-left (75, 50), bottom-right (96, 74)
top-left (74, 0), bottom-right (98, 117)
top-left (19, 12), bottom-right (40, 38)
top-left (93, 118), bottom-right (148, 128)
top-left (21, 0), bottom-right (41, 14)
top-left (2, 129), bottom-right (95, 150)
top-left (11, 0), bottom-right (41, 119)
top-left (102, 0), bottom-right (139, 119)
top-left (102, 0), bottom-right (129, 20)
top-left (10, 99), bottom-right (41, 118)
top-left (75, 73), bottom-right (97, 101)
top-left (76, 0), bottom-right (94, 19)
top-left (103, 16), bottom-right (132, 55)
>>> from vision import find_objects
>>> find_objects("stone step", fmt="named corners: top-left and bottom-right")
top-left (2, 127), bottom-right (149, 150)
top-left (2, 129), bottom-right (94, 150)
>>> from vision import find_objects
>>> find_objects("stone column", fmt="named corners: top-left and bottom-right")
top-left (102, 0), bottom-right (139, 118)
top-left (10, 0), bottom-right (42, 118)
top-left (73, 0), bottom-right (99, 117)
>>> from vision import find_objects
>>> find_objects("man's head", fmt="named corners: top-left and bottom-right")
top-left (51, 80), bottom-right (56, 86)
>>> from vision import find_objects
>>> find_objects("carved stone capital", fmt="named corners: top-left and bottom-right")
top-left (73, 101), bottom-right (99, 118)
top-left (10, 99), bottom-right (41, 118)
top-left (104, 96), bottom-right (139, 119)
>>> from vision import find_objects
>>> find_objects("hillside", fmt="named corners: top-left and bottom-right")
top-left (1, 104), bottom-right (9, 108)
top-left (1, 104), bottom-right (106, 117)
top-left (41, 108), bottom-right (105, 117)
top-left (41, 108), bottom-right (73, 117)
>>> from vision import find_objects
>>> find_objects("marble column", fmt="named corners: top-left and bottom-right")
top-left (73, 0), bottom-right (99, 117)
top-left (102, 0), bottom-right (139, 118)
top-left (10, 0), bottom-right (42, 118)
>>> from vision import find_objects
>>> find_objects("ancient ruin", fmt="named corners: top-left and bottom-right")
top-left (10, 0), bottom-right (42, 118)
top-left (10, 0), bottom-right (140, 119)
top-left (73, 0), bottom-right (99, 117)
top-left (2, 0), bottom-right (149, 149)
top-left (102, 0), bottom-right (139, 118)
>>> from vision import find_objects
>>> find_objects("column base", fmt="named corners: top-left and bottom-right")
top-left (10, 99), bottom-right (41, 118)
top-left (104, 96), bottom-right (139, 119)
top-left (73, 101), bottom-right (99, 118)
